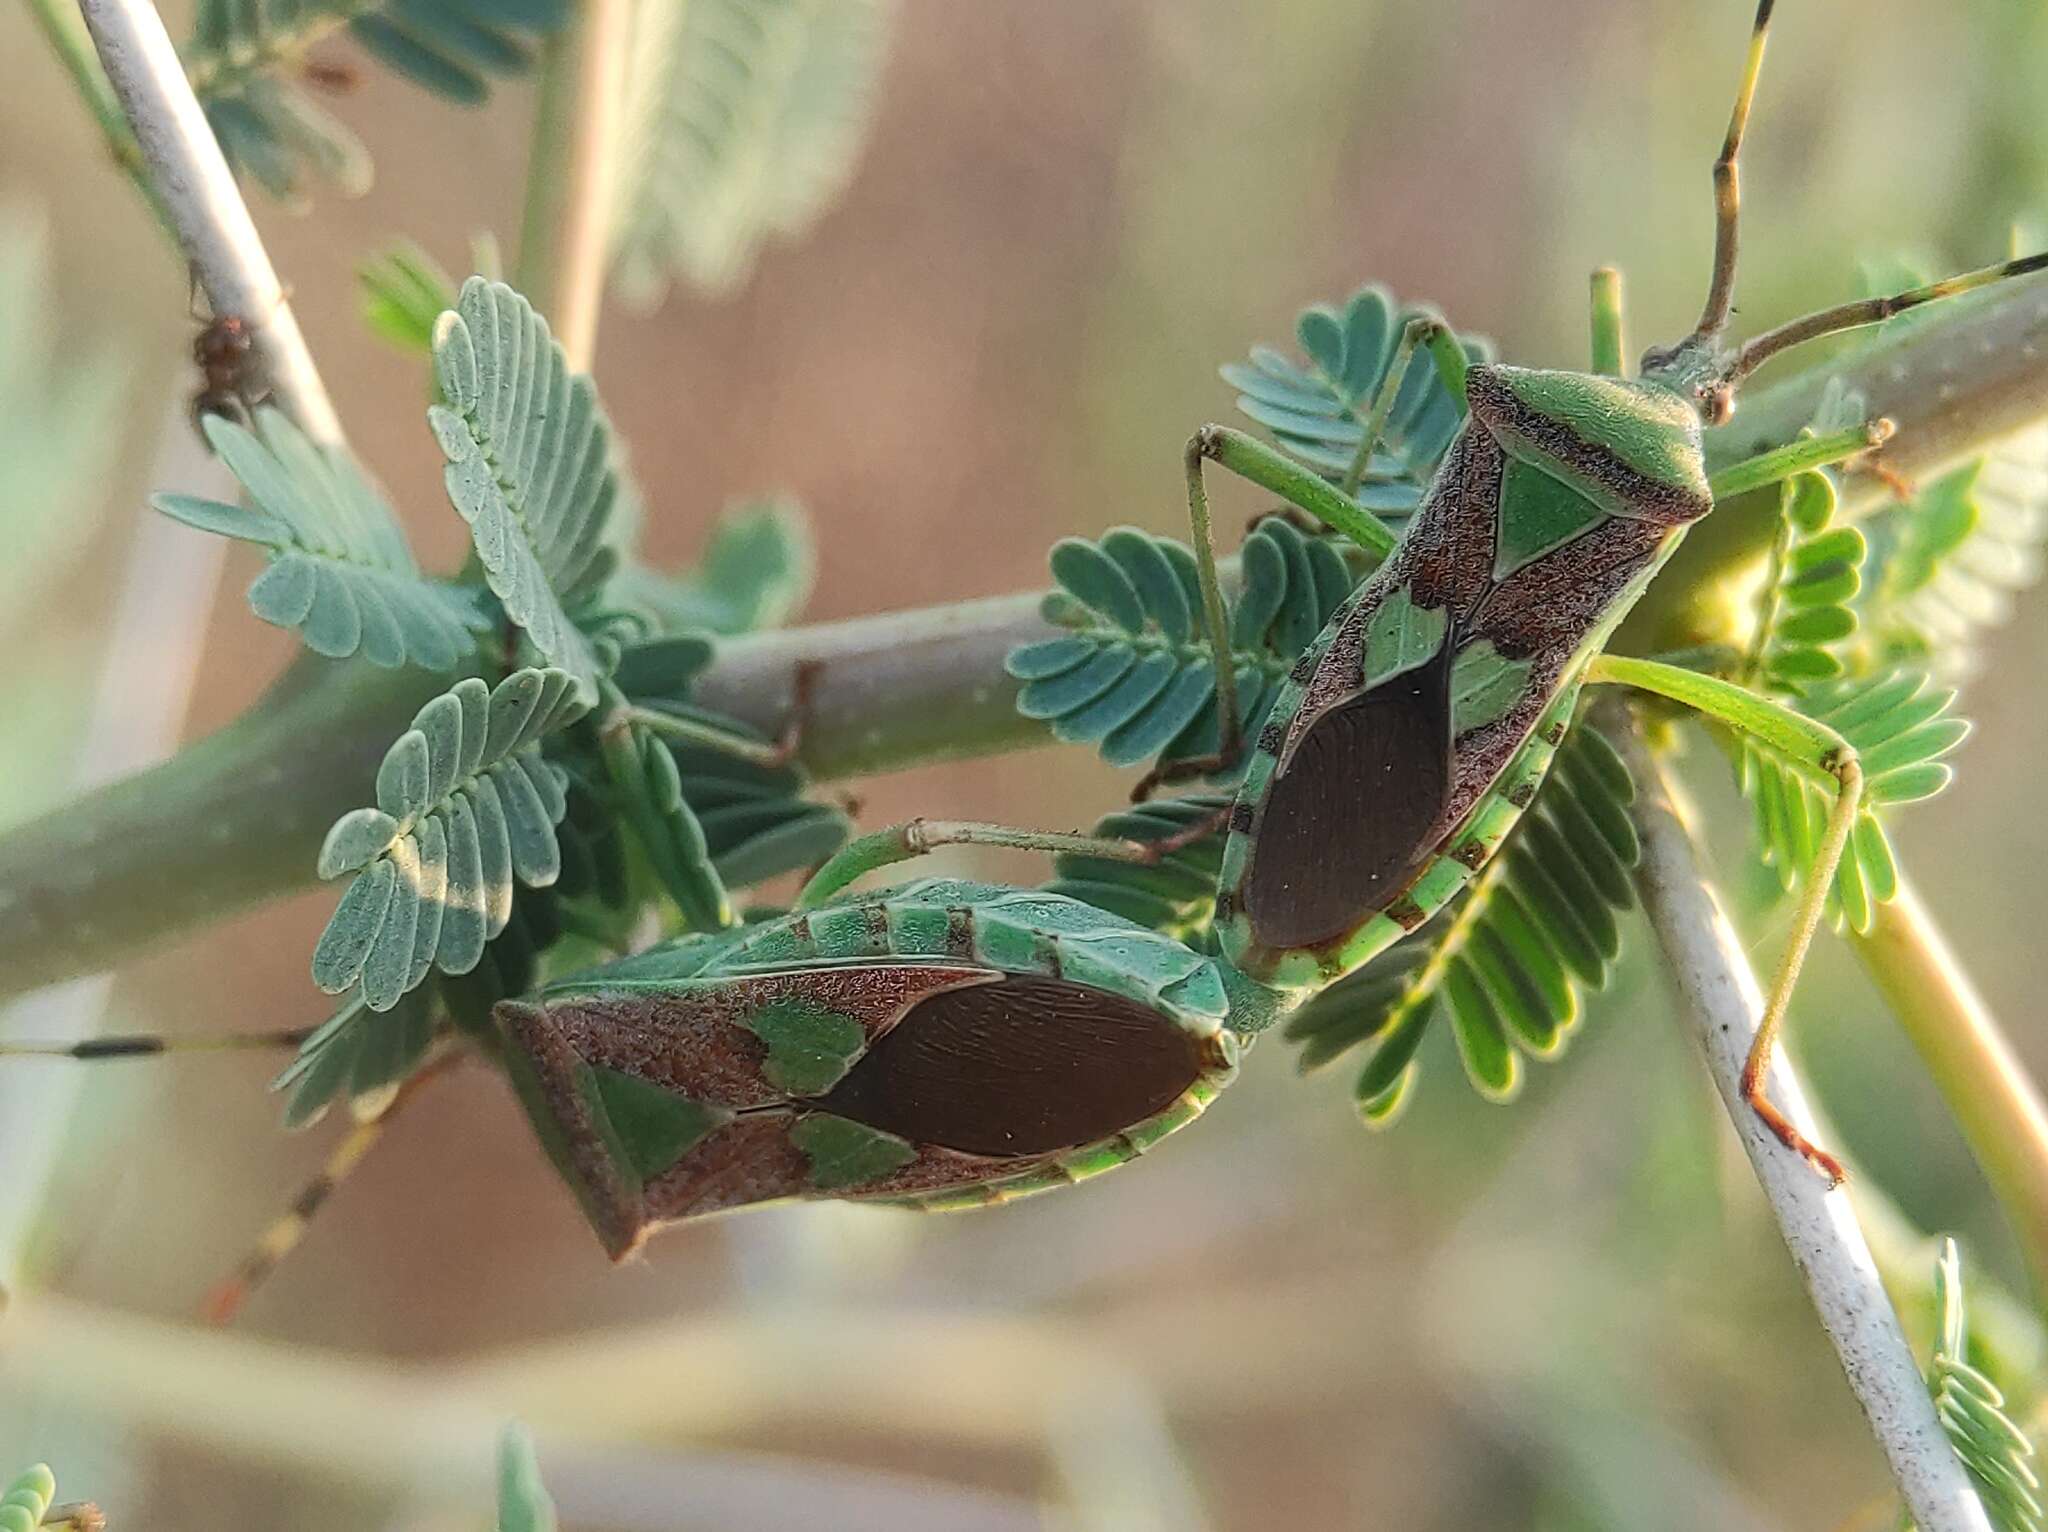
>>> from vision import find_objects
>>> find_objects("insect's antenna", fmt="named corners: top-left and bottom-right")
top-left (1727, 249), bottom-right (2048, 385)
top-left (1694, 0), bottom-right (1776, 342)
top-left (199, 1054), bottom-right (455, 1324)
top-left (0, 1027), bottom-right (313, 1060)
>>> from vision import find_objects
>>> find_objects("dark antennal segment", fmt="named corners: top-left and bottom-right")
top-left (1662, 0), bottom-right (2048, 407)
top-left (1727, 250), bottom-right (2048, 384)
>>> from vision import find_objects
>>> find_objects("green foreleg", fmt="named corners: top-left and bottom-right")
top-left (1189, 426), bottom-right (1398, 561)
top-left (1706, 420), bottom-right (1894, 502)
top-left (1149, 319), bottom-right (1468, 799)
top-left (1586, 652), bottom-right (1863, 1184)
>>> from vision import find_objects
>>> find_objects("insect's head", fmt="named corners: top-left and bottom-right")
top-left (1636, 334), bottom-right (1736, 425)
top-left (1639, 0), bottom-right (2048, 434)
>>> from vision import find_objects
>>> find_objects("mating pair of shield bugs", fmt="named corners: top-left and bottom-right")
top-left (10, 0), bottom-right (2046, 1305)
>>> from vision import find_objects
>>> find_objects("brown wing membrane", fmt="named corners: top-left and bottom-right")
top-left (817, 974), bottom-right (1204, 1156)
top-left (1243, 647), bottom-right (1453, 951)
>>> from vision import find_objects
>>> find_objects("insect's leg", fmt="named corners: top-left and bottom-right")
top-left (1707, 419), bottom-right (1897, 502)
top-left (1148, 325), bottom-right (1471, 800)
top-left (616, 660), bottom-right (821, 770)
top-left (796, 810), bottom-right (1231, 910)
top-left (0, 1026), bottom-right (313, 1060)
top-left (45, 1503), bottom-right (107, 1532)
top-left (1585, 652), bottom-right (1860, 1184)
top-left (199, 1053), bottom-right (456, 1323)
top-left (1589, 267), bottom-right (1626, 377)
top-left (1122, 431), bottom-right (1259, 800)
top-left (1339, 315), bottom-right (1466, 494)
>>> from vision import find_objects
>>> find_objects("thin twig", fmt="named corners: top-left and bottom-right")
top-left (75, 0), bottom-right (343, 445)
top-left (1852, 876), bottom-right (2048, 1304)
top-left (516, 0), bottom-right (631, 369)
top-left (1608, 704), bottom-right (1991, 1532)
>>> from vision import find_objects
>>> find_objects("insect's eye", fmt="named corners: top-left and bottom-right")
top-left (1704, 382), bottom-right (1735, 426)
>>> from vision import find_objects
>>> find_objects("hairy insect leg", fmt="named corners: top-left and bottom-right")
top-left (201, 1054), bottom-right (456, 1323)
top-left (1706, 419), bottom-right (1896, 502)
top-left (796, 809), bottom-right (1231, 910)
top-left (1586, 652), bottom-right (1860, 1184)
top-left (0, 1026), bottom-right (313, 1060)
top-left (1589, 267), bottom-right (1626, 377)
top-left (45, 1502), bottom-right (108, 1532)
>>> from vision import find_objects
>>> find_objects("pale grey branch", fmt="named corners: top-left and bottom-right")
top-left (1609, 706), bottom-right (1992, 1532)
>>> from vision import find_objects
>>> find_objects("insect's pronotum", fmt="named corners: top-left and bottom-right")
top-left (7, 0), bottom-right (2046, 1308)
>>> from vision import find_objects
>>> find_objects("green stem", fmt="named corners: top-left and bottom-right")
top-left (1588, 266), bottom-right (1624, 376)
top-left (0, 655), bottom-right (445, 1003)
top-left (515, 0), bottom-right (630, 368)
top-left (1851, 876), bottom-right (2048, 1304)
top-left (515, 36), bottom-right (577, 308)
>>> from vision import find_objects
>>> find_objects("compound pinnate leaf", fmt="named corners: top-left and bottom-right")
top-left (1862, 419), bottom-right (2048, 684)
top-left (188, 0), bottom-right (567, 202)
top-left (360, 240), bottom-right (459, 355)
top-left (313, 668), bottom-right (585, 1010)
top-left (1013, 516), bottom-right (1359, 778)
top-left (496, 1424), bottom-right (559, 1532)
top-left (1222, 284), bottom-right (1494, 517)
top-left (1739, 669), bottom-right (1966, 932)
top-left (156, 410), bottom-right (484, 671)
top-left (431, 277), bottom-right (622, 702)
top-left (1741, 466), bottom-right (1864, 689)
top-left (273, 988), bottom-right (437, 1129)
top-left (1917, 1240), bottom-right (2044, 1532)
top-left (599, 717), bottom-right (733, 933)
top-left (1047, 794), bottom-right (1231, 941)
top-left (612, 0), bottom-right (896, 302)
top-left (0, 1464), bottom-right (56, 1532)
top-left (610, 497), bottom-right (818, 635)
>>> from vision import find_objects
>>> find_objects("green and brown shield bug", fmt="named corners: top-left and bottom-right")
top-left (11, 0), bottom-right (2044, 1304)
top-left (493, 875), bottom-right (1269, 1256)
top-left (1013, 0), bottom-right (2048, 1185)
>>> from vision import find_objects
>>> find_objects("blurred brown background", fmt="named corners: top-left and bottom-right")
top-left (3, 1), bottom-right (2047, 1527)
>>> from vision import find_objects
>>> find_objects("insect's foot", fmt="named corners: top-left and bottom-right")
top-left (1131, 758), bottom-right (1206, 802)
top-left (1750, 1095), bottom-right (1847, 1187)
top-left (199, 1272), bottom-right (253, 1326)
